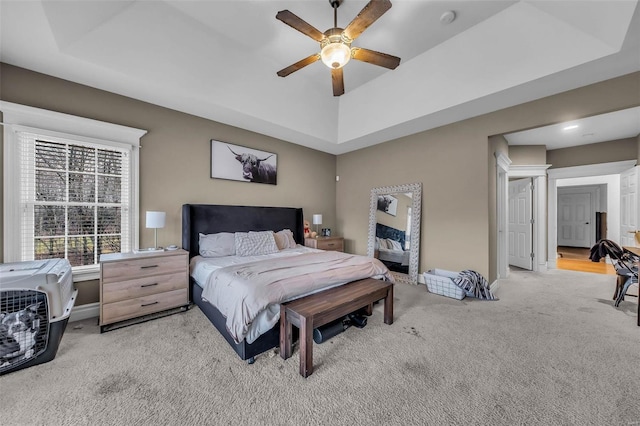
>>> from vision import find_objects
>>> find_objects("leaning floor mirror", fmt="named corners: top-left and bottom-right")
top-left (367, 182), bottom-right (422, 284)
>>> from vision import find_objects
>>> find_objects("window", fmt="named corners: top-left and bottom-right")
top-left (19, 133), bottom-right (130, 266)
top-left (2, 101), bottom-right (146, 280)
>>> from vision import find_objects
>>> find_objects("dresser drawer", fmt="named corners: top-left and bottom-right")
top-left (316, 239), bottom-right (343, 251)
top-left (101, 254), bottom-right (186, 283)
top-left (102, 272), bottom-right (186, 304)
top-left (101, 288), bottom-right (188, 325)
top-left (305, 237), bottom-right (345, 252)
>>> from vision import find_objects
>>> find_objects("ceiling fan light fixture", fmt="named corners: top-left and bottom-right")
top-left (276, 0), bottom-right (400, 95)
top-left (321, 41), bottom-right (351, 69)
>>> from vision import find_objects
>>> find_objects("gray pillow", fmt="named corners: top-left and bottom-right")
top-left (199, 232), bottom-right (235, 257)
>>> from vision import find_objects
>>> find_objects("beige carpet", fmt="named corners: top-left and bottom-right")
top-left (1, 269), bottom-right (639, 425)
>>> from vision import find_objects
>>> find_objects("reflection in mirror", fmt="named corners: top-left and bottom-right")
top-left (367, 183), bottom-right (422, 284)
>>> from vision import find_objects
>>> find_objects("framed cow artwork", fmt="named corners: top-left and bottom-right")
top-left (210, 140), bottom-right (277, 185)
top-left (377, 195), bottom-right (398, 216)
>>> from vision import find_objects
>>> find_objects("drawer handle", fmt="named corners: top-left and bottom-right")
top-left (141, 283), bottom-right (158, 288)
top-left (140, 265), bottom-right (159, 269)
top-left (141, 301), bottom-right (159, 307)
top-left (327, 243), bottom-right (335, 246)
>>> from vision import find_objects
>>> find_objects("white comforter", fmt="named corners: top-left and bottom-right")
top-left (197, 250), bottom-right (392, 344)
top-left (378, 247), bottom-right (410, 266)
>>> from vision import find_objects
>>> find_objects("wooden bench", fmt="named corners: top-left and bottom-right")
top-left (280, 278), bottom-right (394, 377)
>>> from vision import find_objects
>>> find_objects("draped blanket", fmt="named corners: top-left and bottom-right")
top-left (453, 270), bottom-right (497, 300)
top-left (200, 251), bottom-right (393, 343)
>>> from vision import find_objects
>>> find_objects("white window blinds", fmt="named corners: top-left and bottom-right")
top-left (15, 131), bottom-right (132, 267)
top-left (2, 101), bottom-right (146, 279)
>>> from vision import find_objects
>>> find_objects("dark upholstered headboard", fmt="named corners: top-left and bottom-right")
top-left (182, 204), bottom-right (304, 259)
top-left (376, 222), bottom-right (406, 249)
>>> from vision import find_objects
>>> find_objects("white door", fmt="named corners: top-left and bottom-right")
top-left (508, 178), bottom-right (532, 270)
top-left (620, 166), bottom-right (638, 248)
top-left (558, 192), bottom-right (593, 247)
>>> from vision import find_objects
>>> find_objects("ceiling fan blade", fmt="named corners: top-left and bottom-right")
top-left (331, 68), bottom-right (344, 97)
top-left (276, 10), bottom-right (325, 42)
top-left (352, 47), bottom-right (400, 70)
top-left (277, 54), bottom-right (321, 77)
top-left (343, 0), bottom-right (392, 41)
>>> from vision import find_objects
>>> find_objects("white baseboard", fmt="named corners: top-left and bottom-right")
top-left (489, 279), bottom-right (500, 294)
top-left (69, 302), bottom-right (99, 323)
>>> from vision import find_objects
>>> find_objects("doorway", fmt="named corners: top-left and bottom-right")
top-left (555, 182), bottom-right (614, 274)
top-left (508, 178), bottom-right (533, 270)
top-left (547, 160), bottom-right (635, 272)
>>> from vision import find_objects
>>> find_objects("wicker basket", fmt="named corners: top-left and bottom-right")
top-left (423, 269), bottom-right (466, 300)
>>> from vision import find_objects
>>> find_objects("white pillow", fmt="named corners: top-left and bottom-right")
top-left (387, 239), bottom-right (403, 251)
top-left (199, 232), bottom-right (235, 257)
top-left (235, 231), bottom-right (279, 256)
top-left (274, 229), bottom-right (296, 250)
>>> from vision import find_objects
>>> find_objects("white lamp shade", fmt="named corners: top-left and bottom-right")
top-left (320, 42), bottom-right (351, 69)
top-left (312, 214), bottom-right (323, 225)
top-left (146, 211), bottom-right (166, 229)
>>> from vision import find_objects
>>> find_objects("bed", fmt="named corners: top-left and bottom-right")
top-left (375, 223), bottom-right (410, 273)
top-left (182, 204), bottom-right (392, 363)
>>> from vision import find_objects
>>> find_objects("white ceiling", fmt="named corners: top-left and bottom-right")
top-left (1, 0), bottom-right (639, 154)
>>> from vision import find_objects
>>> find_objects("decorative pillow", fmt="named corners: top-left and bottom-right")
top-left (375, 237), bottom-right (384, 249)
top-left (387, 239), bottom-right (403, 251)
top-left (235, 231), bottom-right (279, 256)
top-left (199, 232), bottom-right (235, 257)
top-left (376, 237), bottom-right (389, 249)
top-left (274, 229), bottom-right (296, 250)
top-left (282, 229), bottom-right (296, 247)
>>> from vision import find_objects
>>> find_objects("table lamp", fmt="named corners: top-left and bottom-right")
top-left (146, 211), bottom-right (166, 249)
top-left (313, 214), bottom-right (322, 238)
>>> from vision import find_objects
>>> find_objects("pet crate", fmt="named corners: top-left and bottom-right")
top-left (0, 259), bottom-right (77, 375)
top-left (423, 269), bottom-right (469, 300)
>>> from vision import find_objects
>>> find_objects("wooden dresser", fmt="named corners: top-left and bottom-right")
top-left (99, 249), bottom-right (189, 332)
top-left (304, 236), bottom-right (344, 252)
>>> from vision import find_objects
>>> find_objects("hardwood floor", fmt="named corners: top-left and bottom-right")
top-left (557, 246), bottom-right (616, 275)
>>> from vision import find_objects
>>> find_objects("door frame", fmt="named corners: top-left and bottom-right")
top-left (509, 164), bottom-right (550, 273)
top-left (496, 153), bottom-right (511, 279)
top-left (547, 159), bottom-right (636, 269)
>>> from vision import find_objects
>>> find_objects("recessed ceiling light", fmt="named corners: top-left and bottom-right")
top-left (563, 124), bottom-right (579, 131)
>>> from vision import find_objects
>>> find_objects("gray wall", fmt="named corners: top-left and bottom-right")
top-left (2, 63), bottom-right (639, 300)
top-left (0, 64), bottom-right (337, 305)
top-left (509, 145), bottom-right (547, 165)
top-left (547, 137), bottom-right (637, 169)
top-left (337, 72), bottom-right (640, 282)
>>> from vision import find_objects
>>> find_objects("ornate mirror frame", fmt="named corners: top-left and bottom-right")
top-left (367, 182), bottom-right (422, 284)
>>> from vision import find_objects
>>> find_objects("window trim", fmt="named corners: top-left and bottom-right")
top-left (2, 101), bottom-right (147, 280)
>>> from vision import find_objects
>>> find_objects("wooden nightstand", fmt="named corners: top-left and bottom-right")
top-left (305, 236), bottom-right (344, 252)
top-left (99, 249), bottom-right (189, 332)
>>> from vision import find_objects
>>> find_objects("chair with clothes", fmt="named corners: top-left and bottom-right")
top-left (589, 239), bottom-right (639, 308)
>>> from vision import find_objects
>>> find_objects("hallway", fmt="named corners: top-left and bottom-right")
top-left (556, 246), bottom-right (616, 275)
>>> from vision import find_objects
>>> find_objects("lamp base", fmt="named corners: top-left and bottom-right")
top-left (133, 248), bottom-right (164, 254)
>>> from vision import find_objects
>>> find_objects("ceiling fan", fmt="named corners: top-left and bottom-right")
top-left (276, 0), bottom-right (401, 96)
